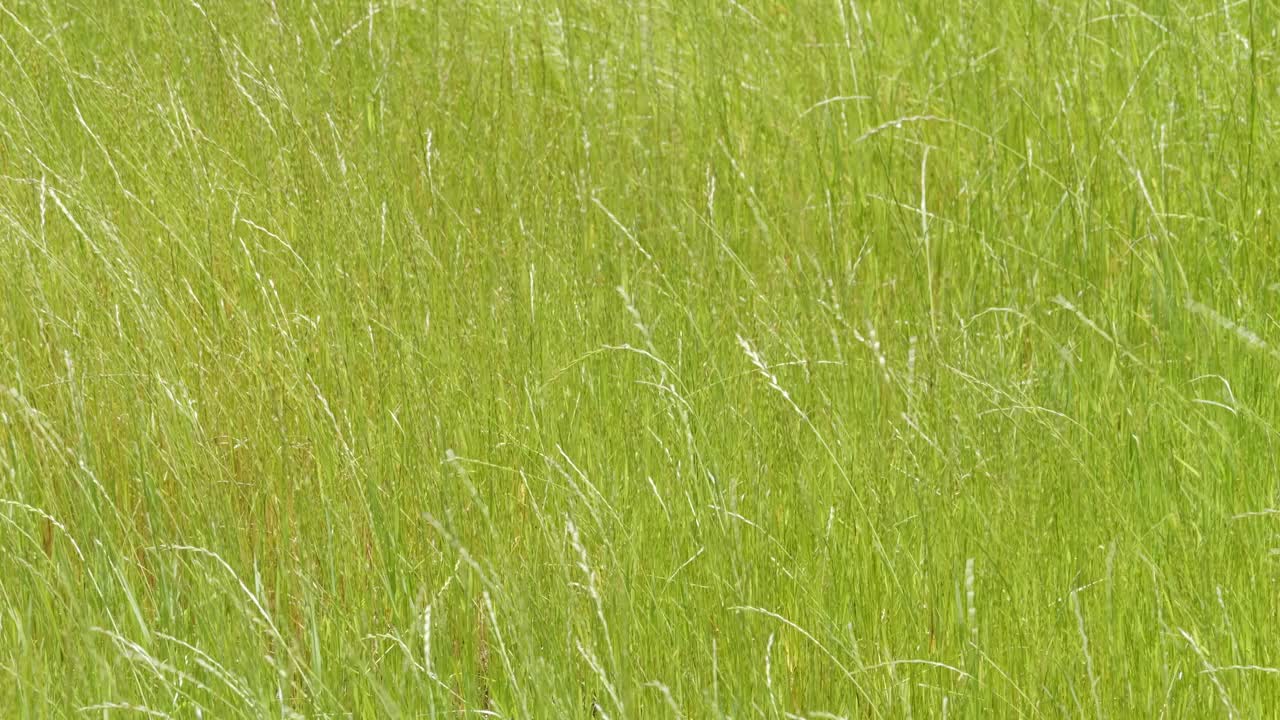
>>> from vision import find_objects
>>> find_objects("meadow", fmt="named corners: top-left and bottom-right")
top-left (1, 1), bottom-right (1279, 717)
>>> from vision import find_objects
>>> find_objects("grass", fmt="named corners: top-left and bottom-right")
top-left (1, 0), bottom-right (1279, 717)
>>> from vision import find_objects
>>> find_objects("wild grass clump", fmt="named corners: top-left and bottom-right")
top-left (1, 1), bottom-right (1278, 717)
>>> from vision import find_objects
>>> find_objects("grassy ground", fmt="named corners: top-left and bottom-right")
top-left (2, 1), bottom-right (1279, 717)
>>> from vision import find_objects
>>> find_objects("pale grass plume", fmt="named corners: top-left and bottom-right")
top-left (483, 590), bottom-right (529, 719)
top-left (566, 517), bottom-right (616, 665)
top-left (1186, 298), bottom-right (1280, 362)
top-left (577, 639), bottom-right (624, 719)
top-left (736, 335), bottom-right (807, 420)
top-left (1071, 590), bottom-right (1105, 720)
top-left (965, 557), bottom-right (977, 645)
top-left (1179, 628), bottom-right (1239, 719)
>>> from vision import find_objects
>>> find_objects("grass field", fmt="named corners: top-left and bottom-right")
top-left (2, 1), bottom-right (1279, 717)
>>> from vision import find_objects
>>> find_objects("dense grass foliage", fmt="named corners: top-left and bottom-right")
top-left (2, 1), bottom-right (1279, 716)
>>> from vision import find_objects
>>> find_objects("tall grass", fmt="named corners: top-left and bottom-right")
top-left (1, 1), bottom-right (1278, 716)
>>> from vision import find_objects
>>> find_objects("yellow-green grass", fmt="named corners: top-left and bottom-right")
top-left (2, 1), bottom-right (1279, 717)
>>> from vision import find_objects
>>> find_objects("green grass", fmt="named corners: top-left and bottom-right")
top-left (2, 0), bottom-right (1279, 716)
